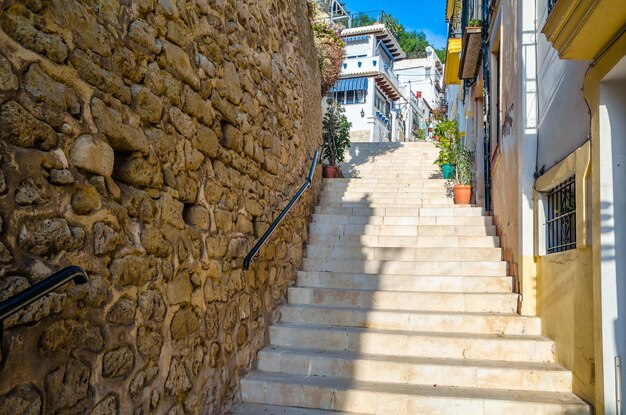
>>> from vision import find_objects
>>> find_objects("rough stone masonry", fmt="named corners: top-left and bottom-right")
top-left (0, 0), bottom-right (322, 413)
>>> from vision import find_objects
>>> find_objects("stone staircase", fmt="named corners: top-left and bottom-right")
top-left (230, 142), bottom-right (590, 414)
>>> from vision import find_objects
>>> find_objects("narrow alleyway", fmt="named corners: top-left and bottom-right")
top-left (230, 142), bottom-right (590, 414)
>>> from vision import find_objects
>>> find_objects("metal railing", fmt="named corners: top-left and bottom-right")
top-left (548, 0), bottom-right (559, 15)
top-left (243, 149), bottom-right (320, 270)
top-left (0, 266), bottom-right (88, 339)
top-left (348, 10), bottom-right (399, 42)
top-left (461, 0), bottom-right (483, 37)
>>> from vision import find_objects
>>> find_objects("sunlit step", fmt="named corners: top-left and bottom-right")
top-left (314, 206), bottom-right (486, 216)
top-left (227, 404), bottom-right (363, 415)
top-left (301, 258), bottom-right (507, 276)
top-left (268, 324), bottom-right (555, 362)
top-left (305, 245), bottom-right (502, 261)
top-left (287, 287), bottom-right (516, 313)
top-left (309, 223), bottom-right (497, 237)
top-left (311, 213), bottom-right (492, 226)
top-left (279, 305), bottom-right (536, 335)
top-left (257, 348), bottom-right (571, 392)
top-left (320, 202), bottom-right (474, 209)
top-left (318, 197), bottom-right (454, 205)
top-left (240, 372), bottom-right (589, 414)
top-left (307, 235), bottom-right (500, 248)
top-left (296, 271), bottom-right (512, 293)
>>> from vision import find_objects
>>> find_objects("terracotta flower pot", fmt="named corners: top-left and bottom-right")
top-left (322, 165), bottom-right (340, 178)
top-left (453, 185), bottom-right (472, 204)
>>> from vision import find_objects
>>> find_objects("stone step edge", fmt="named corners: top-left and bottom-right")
top-left (271, 323), bottom-right (550, 342)
top-left (227, 403), bottom-right (370, 415)
top-left (258, 346), bottom-right (568, 372)
top-left (289, 286), bottom-right (516, 296)
top-left (241, 372), bottom-right (589, 406)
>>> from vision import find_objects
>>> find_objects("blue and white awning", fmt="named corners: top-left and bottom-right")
top-left (329, 77), bottom-right (369, 92)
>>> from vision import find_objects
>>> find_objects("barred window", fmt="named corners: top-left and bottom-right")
top-left (546, 176), bottom-right (576, 254)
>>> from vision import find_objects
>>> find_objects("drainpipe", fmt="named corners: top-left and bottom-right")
top-left (481, 0), bottom-right (492, 212)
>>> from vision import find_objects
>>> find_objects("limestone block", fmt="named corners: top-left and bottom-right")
top-left (48, 169), bottom-right (74, 184)
top-left (89, 395), bottom-right (117, 415)
top-left (169, 106), bottom-right (196, 138)
top-left (71, 50), bottom-right (131, 104)
top-left (170, 307), bottom-right (200, 340)
top-left (141, 226), bottom-right (172, 258)
top-left (129, 367), bottom-right (159, 398)
top-left (137, 325), bottom-right (163, 361)
top-left (194, 126), bottom-right (219, 157)
top-left (0, 101), bottom-right (57, 150)
top-left (92, 98), bottom-right (149, 155)
top-left (106, 296), bottom-right (136, 325)
top-left (184, 206), bottom-right (209, 229)
top-left (24, 64), bottom-right (80, 115)
top-left (70, 135), bottom-right (115, 177)
top-left (0, 55), bottom-right (18, 91)
top-left (158, 192), bottom-right (185, 229)
top-left (72, 185), bottom-right (101, 214)
top-left (165, 358), bottom-right (192, 396)
top-left (39, 319), bottom-right (103, 354)
top-left (167, 271), bottom-right (193, 305)
top-left (45, 359), bottom-right (91, 413)
top-left (113, 154), bottom-right (164, 189)
top-left (138, 290), bottom-right (166, 322)
top-left (102, 345), bottom-right (135, 378)
top-left (1, 12), bottom-right (68, 63)
top-left (109, 255), bottom-right (158, 287)
top-left (162, 41), bottom-right (200, 90)
top-left (128, 19), bottom-right (161, 54)
top-left (132, 85), bottom-right (163, 124)
top-left (0, 386), bottom-right (41, 415)
top-left (18, 218), bottom-right (80, 256)
top-left (222, 61), bottom-right (243, 105)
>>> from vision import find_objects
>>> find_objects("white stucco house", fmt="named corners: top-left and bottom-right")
top-left (327, 16), bottom-right (405, 142)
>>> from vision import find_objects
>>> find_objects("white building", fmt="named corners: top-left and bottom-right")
top-left (394, 46), bottom-right (444, 112)
top-left (327, 15), bottom-right (405, 142)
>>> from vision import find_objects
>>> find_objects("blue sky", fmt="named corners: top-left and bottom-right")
top-left (341, 0), bottom-right (448, 48)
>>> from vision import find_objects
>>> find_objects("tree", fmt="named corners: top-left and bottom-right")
top-left (322, 101), bottom-right (352, 166)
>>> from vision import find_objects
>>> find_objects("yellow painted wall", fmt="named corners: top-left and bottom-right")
top-left (534, 141), bottom-right (595, 405)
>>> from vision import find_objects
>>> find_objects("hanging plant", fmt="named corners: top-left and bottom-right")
top-left (312, 22), bottom-right (346, 95)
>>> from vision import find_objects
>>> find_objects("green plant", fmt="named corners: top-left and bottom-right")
top-left (468, 19), bottom-right (482, 27)
top-left (433, 119), bottom-right (459, 167)
top-left (322, 100), bottom-right (352, 166)
top-left (413, 128), bottom-right (426, 141)
top-left (450, 144), bottom-right (474, 186)
top-left (312, 22), bottom-right (345, 94)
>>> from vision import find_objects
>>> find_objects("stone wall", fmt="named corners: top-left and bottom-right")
top-left (0, 0), bottom-right (321, 414)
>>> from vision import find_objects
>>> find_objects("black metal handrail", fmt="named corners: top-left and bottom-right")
top-left (243, 149), bottom-right (320, 270)
top-left (0, 266), bottom-right (88, 338)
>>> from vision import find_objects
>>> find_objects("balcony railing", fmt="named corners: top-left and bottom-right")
top-left (347, 10), bottom-right (399, 42)
top-left (341, 57), bottom-right (400, 88)
top-left (547, 0), bottom-right (558, 14)
top-left (448, 0), bottom-right (463, 38)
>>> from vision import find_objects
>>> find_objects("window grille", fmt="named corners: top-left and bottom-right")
top-left (546, 176), bottom-right (576, 254)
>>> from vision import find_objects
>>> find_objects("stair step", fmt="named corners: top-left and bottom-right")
top-left (257, 347), bottom-right (572, 392)
top-left (269, 324), bottom-right (555, 362)
top-left (240, 372), bottom-right (590, 414)
top-left (309, 223), bottom-right (497, 237)
top-left (227, 403), bottom-right (365, 415)
top-left (305, 246), bottom-right (502, 261)
top-left (319, 197), bottom-right (454, 205)
top-left (296, 271), bottom-right (513, 292)
top-left (279, 305), bottom-right (539, 335)
top-left (287, 287), bottom-right (516, 313)
top-left (321, 202), bottom-right (478, 209)
top-left (302, 258), bottom-right (507, 276)
top-left (314, 206), bottom-right (486, 216)
top-left (307, 235), bottom-right (500, 248)
top-left (311, 214), bottom-right (493, 226)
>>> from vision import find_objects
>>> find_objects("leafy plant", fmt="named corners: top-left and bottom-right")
top-left (433, 119), bottom-right (459, 167)
top-left (413, 128), bottom-right (426, 141)
top-left (468, 19), bottom-right (482, 27)
top-left (449, 145), bottom-right (474, 186)
top-left (312, 22), bottom-right (345, 95)
top-left (322, 100), bottom-right (352, 166)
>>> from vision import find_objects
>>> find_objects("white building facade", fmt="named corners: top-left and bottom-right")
top-left (328, 22), bottom-right (405, 142)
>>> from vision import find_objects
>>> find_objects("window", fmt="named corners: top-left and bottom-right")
top-left (546, 176), bottom-right (576, 253)
top-left (328, 90), bottom-right (367, 105)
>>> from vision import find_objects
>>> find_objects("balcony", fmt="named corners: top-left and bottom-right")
top-left (340, 57), bottom-right (401, 100)
top-left (340, 10), bottom-right (406, 59)
top-left (458, 0), bottom-right (483, 80)
top-left (542, 0), bottom-right (626, 60)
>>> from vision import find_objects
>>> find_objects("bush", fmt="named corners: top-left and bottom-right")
top-left (450, 145), bottom-right (473, 186)
top-left (322, 100), bottom-right (351, 166)
top-left (433, 119), bottom-right (459, 167)
top-left (312, 22), bottom-right (345, 95)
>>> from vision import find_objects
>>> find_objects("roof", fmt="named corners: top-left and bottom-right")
top-left (341, 24), bottom-right (407, 59)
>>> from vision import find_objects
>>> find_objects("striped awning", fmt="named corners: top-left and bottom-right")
top-left (329, 77), bottom-right (369, 92)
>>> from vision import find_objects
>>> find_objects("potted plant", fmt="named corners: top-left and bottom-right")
top-left (468, 19), bottom-right (482, 27)
top-left (433, 119), bottom-right (458, 179)
top-left (449, 144), bottom-right (474, 204)
top-left (322, 100), bottom-right (351, 178)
